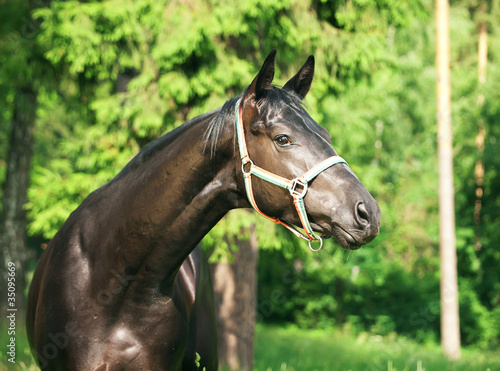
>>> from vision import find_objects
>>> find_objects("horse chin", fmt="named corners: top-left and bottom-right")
top-left (311, 222), bottom-right (363, 251)
top-left (331, 228), bottom-right (363, 251)
top-left (285, 217), bottom-right (363, 251)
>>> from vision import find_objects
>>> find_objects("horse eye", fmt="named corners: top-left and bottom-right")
top-left (275, 135), bottom-right (292, 146)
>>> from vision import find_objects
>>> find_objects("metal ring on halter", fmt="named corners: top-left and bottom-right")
top-left (308, 236), bottom-right (323, 252)
top-left (241, 158), bottom-right (254, 175)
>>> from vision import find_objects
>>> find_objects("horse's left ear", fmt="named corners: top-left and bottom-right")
top-left (283, 55), bottom-right (315, 99)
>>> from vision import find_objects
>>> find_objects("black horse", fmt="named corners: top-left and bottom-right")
top-left (27, 50), bottom-right (380, 370)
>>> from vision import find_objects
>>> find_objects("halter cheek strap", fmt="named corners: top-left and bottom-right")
top-left (234, 98), bottom-right (348, 251)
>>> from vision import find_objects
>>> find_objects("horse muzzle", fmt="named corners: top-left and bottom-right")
top-left (328, 198), bottom-right (381, 250)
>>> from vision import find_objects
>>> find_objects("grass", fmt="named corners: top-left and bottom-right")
top-left (2, 323), bottom-right (499, 370)
top-left (254, 325), bottom-right (500, 371)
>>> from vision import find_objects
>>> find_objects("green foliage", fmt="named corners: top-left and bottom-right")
top-left (194, 352), bottom-right (207, 371)
top-left (258, 0), bottom-right (500, 350)
top-left (458, 279), bottom-right (498, 348)
top-left (258, 242), bottom-right (443, 342)
top-left (1, 0), bottom-right (499, 350)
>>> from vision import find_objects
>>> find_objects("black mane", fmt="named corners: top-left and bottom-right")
top-left (202, 96), bottom-right (241, 159)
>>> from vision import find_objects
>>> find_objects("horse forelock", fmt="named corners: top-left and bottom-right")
top-left (264, 85), bottom-right (308, 113)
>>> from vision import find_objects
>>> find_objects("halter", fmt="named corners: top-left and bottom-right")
top-left (234, 98), bottom-right (348, 251)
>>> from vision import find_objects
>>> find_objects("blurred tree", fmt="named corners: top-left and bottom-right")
top-left (0, 88), bottom-right (36, 318)
top-left (435, 0), bottom-right (461, 360)
top-left (211, 223), bottom-right (258, 371)
top-left (0, 0), bottom-right (47, 318)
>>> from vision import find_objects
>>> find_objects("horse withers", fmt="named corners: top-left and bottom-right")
top-left (27, 50), bottom-right (380, 370)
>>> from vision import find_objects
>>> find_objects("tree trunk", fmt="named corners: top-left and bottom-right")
top-left (435, 0), bottom-right (461, 360)
top-left (477, 21), bottom-right (487, 85)
top-left (0, 87), bottom-right (37, 320)
top-left (211, 225), bottom-right (258, 371)
top-left (474, 20), bottom-right (487, 250)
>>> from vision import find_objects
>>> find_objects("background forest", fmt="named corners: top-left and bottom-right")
top-left (1, 0), bottom-right (499, 368)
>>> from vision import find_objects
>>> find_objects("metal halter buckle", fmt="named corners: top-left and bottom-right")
top-left (289, 178), bottom-right (308, 198)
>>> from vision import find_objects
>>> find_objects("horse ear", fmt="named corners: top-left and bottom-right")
top-left (283, 55), bottom-right (315, 99)
top-left (247, 49), bottom-right (277, 101)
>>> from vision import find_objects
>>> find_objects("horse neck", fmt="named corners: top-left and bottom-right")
top-left (89, 110), bottom-right (241, 296)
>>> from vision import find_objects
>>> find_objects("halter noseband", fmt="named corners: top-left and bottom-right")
top-left (234, 98), bottom-right (348, 251)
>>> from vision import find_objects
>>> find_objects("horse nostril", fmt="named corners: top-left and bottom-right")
top-left (356, 202), bottom-right (370, 227)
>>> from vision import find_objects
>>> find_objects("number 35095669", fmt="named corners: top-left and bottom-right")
top-left (7, 262), bottom-right (15, 306)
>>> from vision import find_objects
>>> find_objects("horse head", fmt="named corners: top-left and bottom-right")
top-left (236, 50), bottom-right (380, 250)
